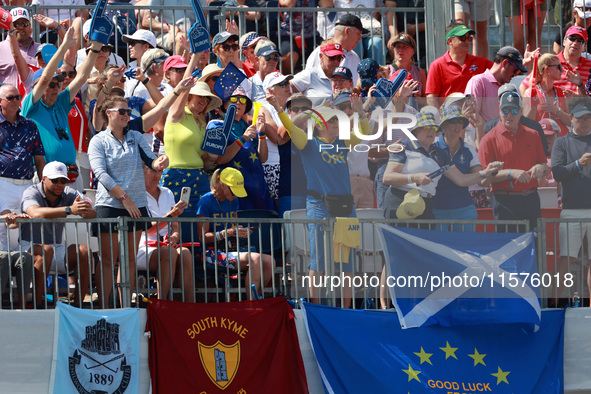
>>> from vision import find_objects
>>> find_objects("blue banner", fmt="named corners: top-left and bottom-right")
top-left (188, 0), bottom-right (210, 53)
top-left (89, 0), bottom-right (114, 45)
top-left (52, 303), bottom-right (140, 394)
top-left (302, 303), bottom-right (564, 394)
top-left (214, 62), bottom-right (246, 102)
top-left (377, 225), bottom-right (541, 328)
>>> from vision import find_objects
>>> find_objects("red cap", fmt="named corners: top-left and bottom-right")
top-left (320, 43), bottom-right (344, 57)
top-left (566, 25), bottom-right (588, 42)
top-left (163, 55), bottom-right (189, 72)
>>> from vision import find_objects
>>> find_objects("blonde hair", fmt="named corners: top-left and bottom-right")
top-left (210, 168), bottom-right (223, 191)
top-left (537, 53), bottom-right (560, 76)
top-left (141, 48), bottom-right (168, 74)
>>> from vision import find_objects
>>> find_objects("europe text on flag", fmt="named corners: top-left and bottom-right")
top-left (51, 303), bottom-right (140, 394)
top-left (377, 225), bottom-right (541, 328)
top-left (146, 297), bottom-right (308, 393)
top-left (301, 302), bottom-right (564, 394)
top-left (214, 62), bottom-right (247, 101)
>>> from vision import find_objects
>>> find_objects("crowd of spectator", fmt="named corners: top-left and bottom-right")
top-left (0, 0), bottom-right (590, 308)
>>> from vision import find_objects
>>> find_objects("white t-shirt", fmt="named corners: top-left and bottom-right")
top-left (137, 186), bottom-right (177, 250)
top-left (304, 46), bottom-right (361, 86)
top-left (291, 66), bottom-right (333, 105)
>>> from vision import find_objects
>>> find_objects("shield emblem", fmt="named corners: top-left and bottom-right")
top-left (198, 340), bottom-right (240, 390)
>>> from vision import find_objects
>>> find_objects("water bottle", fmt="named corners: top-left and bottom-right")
top-left (573, 292), bottom-right (581, 308)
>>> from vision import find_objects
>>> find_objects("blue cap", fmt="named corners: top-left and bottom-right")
top-left (256, 44), bottom-right (281, 57)
top-left (31, 68), bottom-right (65, 86)
top-left (332, 66), bottom-right (353, 81)
top-left (357, 58), bottom-right (379, 88)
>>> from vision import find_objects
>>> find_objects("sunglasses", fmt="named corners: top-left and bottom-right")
top-left (50, 178), bottom-right (68, 185)
top-left (276, 81), bottom-right (290, 88)
top-left (61, 70), bottom-right (77, 78)
top-left (128, 40), bottom-right (146, 46)
top-left (289, 106), bottom-right (307, 113)
top-left (221, 43), bottom-right (239, 52)
top-left (263, 54), bottom-right (280, 61)
top-left (547, 63), bottom-right (563, 71)
top-left (170, 67), bottom-right (187, 73)
top-left (100, 46), bottom-right (112, 52)
top-left (326, 54), bottom-right (344, 61)
top-left (501, 108), bottom-right (520, 115)
top-left (336, 102), bottom-right (352, 111)
top-left (48, 82), bottom-right (61, 89)
top-left (230, 96), bottom-right (248, 104)
top-left (1, 95), bottom-right (22, 101)
top-left (14, 22), bottom-right (30, 28)
top-left (209, 75), bottom-right (219, 82)
top-left (108, 108), bottom-right (132, 116)
top-left (568, 35), bottom-right (586, 45)
top-left (455, 34), bottom-right (474, 42)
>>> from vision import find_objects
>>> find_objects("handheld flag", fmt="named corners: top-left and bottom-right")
top-left (188, 0), bottom-right (210, 53)
top-left (214, 62), bottom-right (247, 101)
top-left (377, 225), bottom-right (541, 329)
top-left (201, 104), bottom-right (237, 155)
top-left (89, 0), bottom-right (115, 45)
top-left (374, 69), bottom-right (407, 109)
top-left (0, 7), bottom-right (12, 30)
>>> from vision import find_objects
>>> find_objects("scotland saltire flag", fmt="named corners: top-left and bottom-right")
top-left (301, 303), bottom-right (564, 394)
top-left (213, 62), bottom-right (246, 101)
top-left (377, 226), bottom-right (541, 328)
top-left (51, 303), bottom-right (140, 393)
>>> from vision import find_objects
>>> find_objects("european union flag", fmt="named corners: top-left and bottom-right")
top-left (377, 226), bottom-right (541, 328)
top-left (302, 303), bottom-right (564, 394)
top-left (214, 62), bottom-right (246, 101)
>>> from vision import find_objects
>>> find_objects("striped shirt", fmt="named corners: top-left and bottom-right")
top-left (522, 51), bottom-right (591, 93)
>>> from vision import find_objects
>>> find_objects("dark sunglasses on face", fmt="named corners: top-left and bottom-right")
top-left (61, 70), bottom-right (77, 78)
top-left (327, 54), bottom-right (344, 61)
top-left (108, 108), bottom-right (132, 116)
top-left (289, 106), bottom-right (307, 113)
top-left (336, 102), bottom-right (352, 111)
top-left (2, 95), bottom-right (22, 101)
top-left (568, 35), bottom-right (586, 45)
top-left (48, 82), bottom-right (61, 89)
top-left (221, 43), bottom-right (239, 51)
top-left (128, 40), bottom-right (146, 46)
top-left (50, 178), bottom-right (68, 184)
top-left (455, 34), bottom-right (474, 42)
top-left (263, 54), bottom-right (280, 61)
top-left (170, 67), bottom-right (187, 73)
top-left (276, 81), bottom-right (290, 88)
top-left (100, 46), bottom-right (112, 52)
top-left (547, 63), bottom-right (563, 71)
top-left (209, 75), bottom-right (219, 82)
top-left (230, 96), bottom-right (248, 104)
top-left (501, 108), bottom-right (520, 115)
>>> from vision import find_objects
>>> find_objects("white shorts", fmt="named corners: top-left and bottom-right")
top-left (453, 0), bottom-right (491, 22)
top-left (559, 209), bottom-right (591, 259)
top-left (136, 245), bottom-right (158, 272)
top-left (20, 241), bottom-right (70, 274)
top-left (0, 177), bottom-right (33, 212)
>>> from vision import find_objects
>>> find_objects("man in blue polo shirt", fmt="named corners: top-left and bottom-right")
top-left (0, 83), bottom-right (45, 213)
top-left (21, 26), bottom-right (103, 192)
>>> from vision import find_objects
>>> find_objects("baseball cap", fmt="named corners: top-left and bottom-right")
top-left (83, 20), bottom-right (91, 37)
top-left (392, 35), bottom-right (415, 49)
top-left (332, 66), bottom-right (353, 80)
top-left (163, 55), bottom-right (188, 72)
top-left (335, 14), bottom-right (369, 35)
top-left (566, 25), bottom-right (588, 42)
top-left (31, 68), bottom-right (65, 86)
top-left (212, 31), bottom-right (239, 47)
top-left (220, 168), bottom-right (247, 197)
top-left (497, 83), bottom-right (518, 98)
top-left (320, 43), bottom-right (344, 57)
top-left (357, 58), bottom-right (379, 88)
top-left (11, 7), bottom-right (30, 22)
top-left (240, 32), bottom-right (261, 52)
top-left (256, 44), bottom-right (281, 57)
top-left (539, 118), bottom-right (560, 135)
top-left (122, 29), bottom-right (157, 48)
top-left (262, 71), bottom-right (293, 91)
top-left (440, 105), bottom-right (469, 128)
top-left (570, 101), bottom-right (591, 117)
top-left (36, 43), bottom-right (52, 56)
top-left (574, 0), bottom-right (591, 18)
top-left (396, 189), bottom-right (426, 219)
top-left (499, 91), bottom-right (522, 109)
top-left (497, 46), bottom-right (527, 73)
top-left (445, 24), bottom-right (476, 40)
top-left (333, 90), bottom-right (352, 107)
top-left (43, 161), bottom-right (68, 180)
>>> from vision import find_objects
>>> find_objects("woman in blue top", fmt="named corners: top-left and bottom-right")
top-left (88, 95), bottom-right (169, 308)
top-left (196, 168), bottom-right (274, 299)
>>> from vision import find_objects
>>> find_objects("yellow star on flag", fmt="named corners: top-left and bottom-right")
top-left (175, 182), bottom-right (179, 186)
top-left (249, 152), bottom-right (258, 162)
top-left (401, 364), bottom-right (421, 382)
top-left (187, 172), bottom-right (191, 177)
top-left (491, 366), bottom-right (510, 385)
top-left (468, 348), bottom-right (486, 366)
top-left (413, 347), bottom-right (433, 365)
top-left (439, 341), bottom-right (458, 360)
top-left (182, 179), bottom-right (186, 183)
top-left (233, 161), bottom-right (242, 169)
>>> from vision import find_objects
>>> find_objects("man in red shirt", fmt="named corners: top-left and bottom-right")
top-left (426, 22), bottom-right (493, 107)
top-left (478, 91), bottom-right (548, 231)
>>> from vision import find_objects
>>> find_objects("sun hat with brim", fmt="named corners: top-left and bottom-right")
top-left (31, 68), bottom-right (65, 86)
top-left (412, 112), bottom-right (439, 133)
top-left (446, 24), bottom-right (476, 40)
top-left (396, 189), bottom-right (426, 219)
top-left (570, 102), bottom-right (591, 118)
top-left (198, 64), bottom-right (223, 82)
top-left (220, 167), bottom-right (247, 197)
top-left (189, 82), bottom-right (223, 113)
top-left (440, 105), bottom-right (469, 129)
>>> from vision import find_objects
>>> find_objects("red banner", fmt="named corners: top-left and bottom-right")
top-left (146, 297), bottom-right (309, 393)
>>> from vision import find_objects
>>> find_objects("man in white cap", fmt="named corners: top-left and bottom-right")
top-left (20, 161), bottom-right (95, 308)
top-left (0, 8), bottom-right (40, 87)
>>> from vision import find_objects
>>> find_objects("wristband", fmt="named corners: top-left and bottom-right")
top-left (102, 86), bottom-right (111, 95)
top-left (508, 169), bottom-right (513, 189)
top-left (55, 24), bottom-right (62, 31)
top-left (119, 192), bottom-right (129, 201)
top-left (257, 131), bottom-right (266, 139)
top-left (236, 137), bottom-right (244, 148)
top-left (576, 159), bottom-right (583, 172)
top-left (142, 77), bottom-right (150, 85)
top-left (8, 30), bottom-right (15, 36)
top-left (407, 174), bottom-right (412, 184)
top-left (173, 90), bottom-right (180, 97)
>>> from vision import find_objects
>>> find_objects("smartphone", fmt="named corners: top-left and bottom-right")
top-left (427, 165), bottom-right (450, 179)
top-left (180, 187), bottom-right (191, 204)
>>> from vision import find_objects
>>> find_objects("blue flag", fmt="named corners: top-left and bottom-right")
top-left (52, 303), bottom-right (140, 393)
top-left (377, 226), bottom-right (541, 328)
top-left (214, 62), bottom-right (246, 102)
top-left (89, 0), bottom-right (115, 45)
top-left (302, 302), bottom-right (564, 394)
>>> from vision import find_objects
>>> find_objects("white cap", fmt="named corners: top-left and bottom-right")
top-left (122, 29), bottom-right (157, 48)
top-left (443, 92), bottom-right (466, 108)
top-left (262, 71), bottom-right (293, 91)
top-left (574, 0), bottom-right (591, 18)
top-left (42, 161), bottom-right (68, 180)
top-left (11, 7), bottom-right (30, 22)
top-left (83, 20), bottom-right (91, 37)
